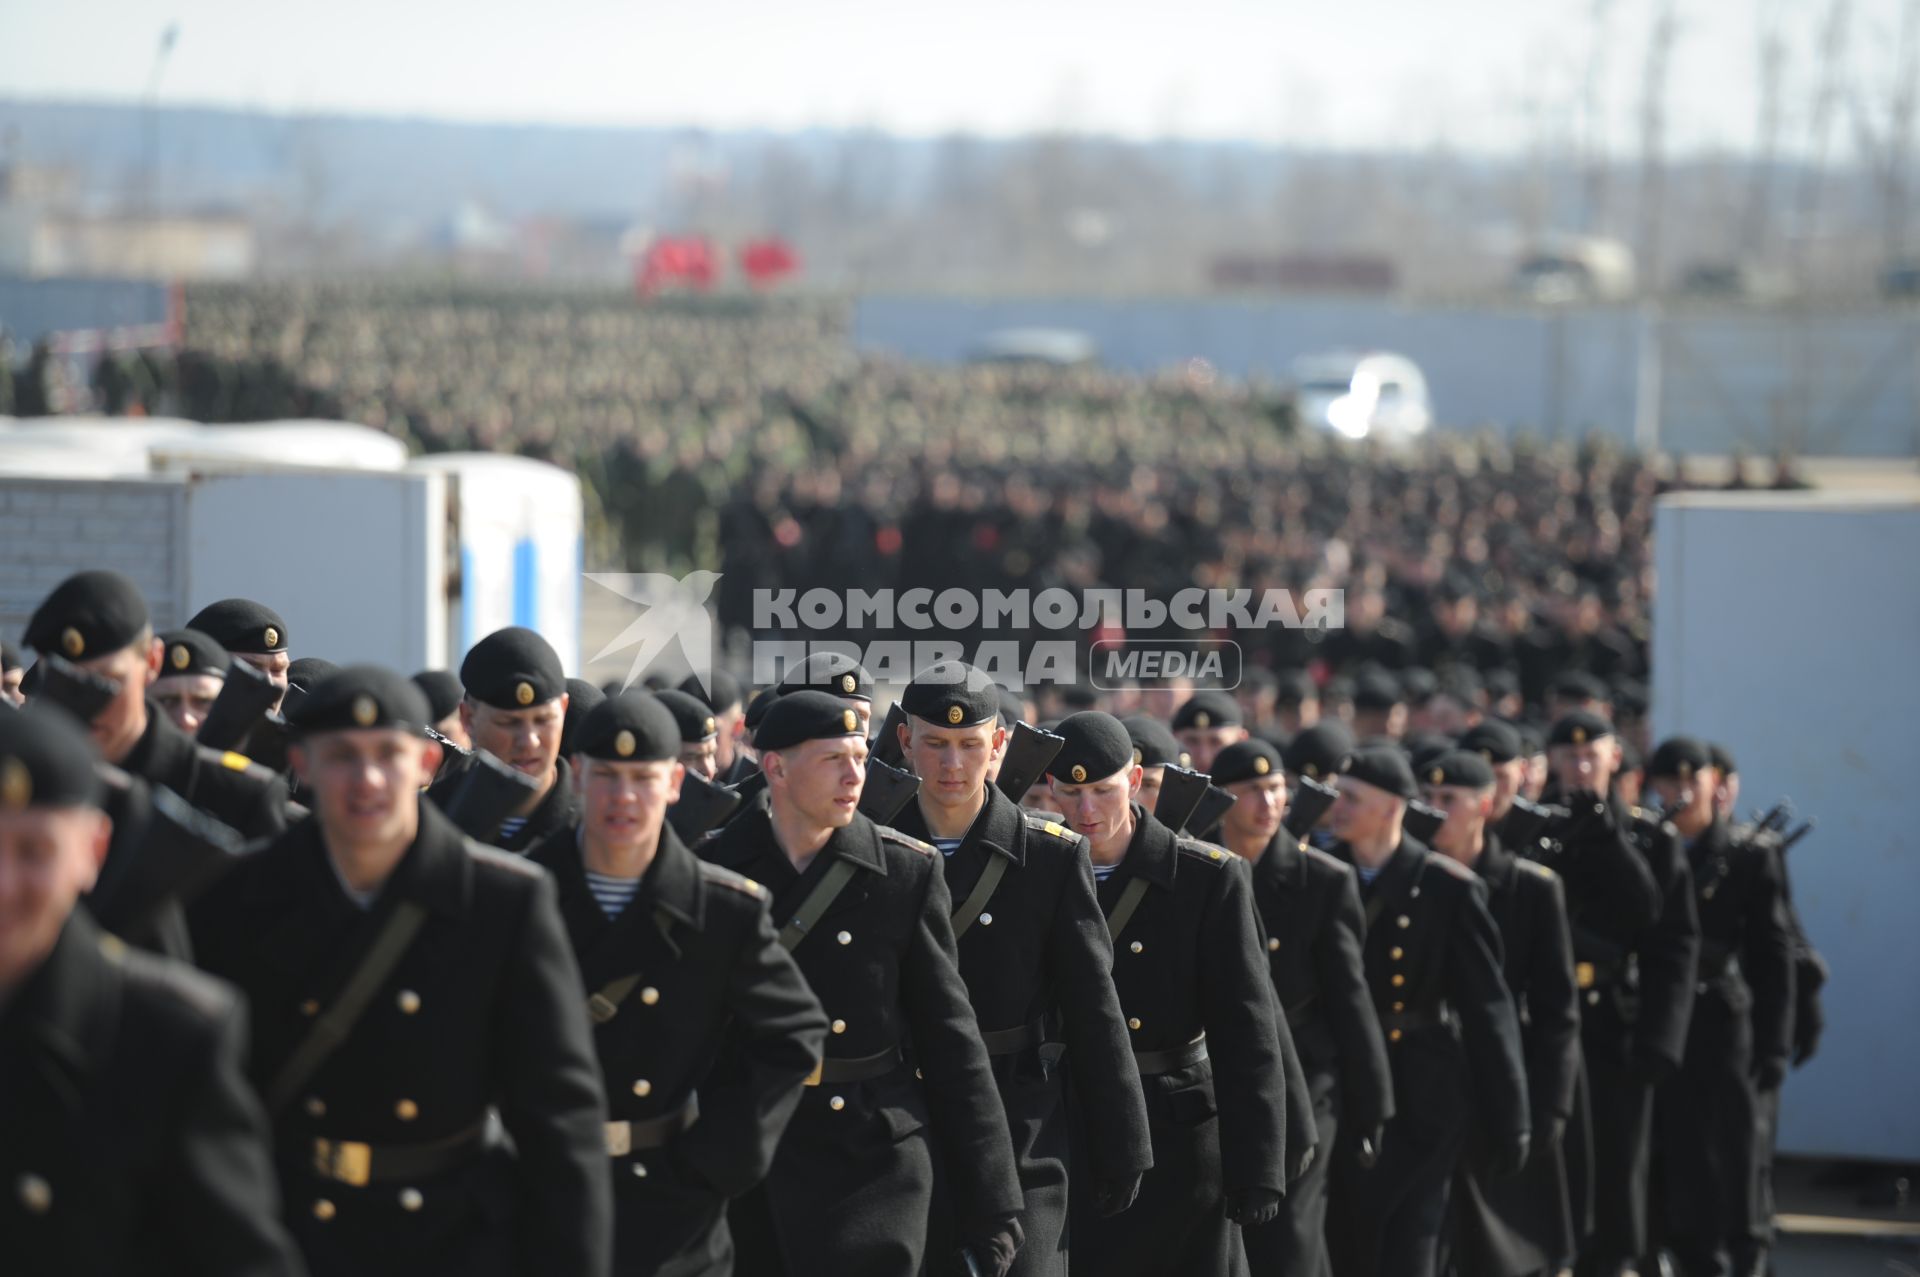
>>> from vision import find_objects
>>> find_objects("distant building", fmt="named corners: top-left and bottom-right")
top-left (0, 209), bottom-right (256, 281)
top-left (1209, 254), bottom-right (1399, 294)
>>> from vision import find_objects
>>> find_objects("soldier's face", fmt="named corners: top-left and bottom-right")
top-left (713, 704), bottom-right (745, 769)
top-left (152, 673), bottom-right (224, 738)
top-left (1136, 765), bottom-right (1166, 811)
top-left (767, 736), bottom-right (868, 830)
top-left (292, 730), bottom-right (441, 849)
top-left (904, 719), bottom-right (1003, 816)
top-left (235, 651), bottom-right (291, 712)
top-left (1050, 766), bottom-right (1140, 859)
top-left (1277, 699), bottom-right (1318, 734)
top-left (1330, 778), bottom-right (1398, 846)
top-left (465, 696), bottom-right (568, 781)
top-left (1549, 738), bottom-right (1618, 796)
top-left (1490, 758), bottom-right (1525, 818)
top-left (0, 805), bottom-right (110, 991)
top-left (1422, 784), bottom-right (1491, 860)
top-left (580, 757), bottom-right (683, 851)
top-left (432, 711), bottom-right (470, 751)
top-left (1177, 725), bottom-right (1245, 775)
top-left (1649, 770), bottom-right (1716, 838)
top-left (78, 634), bottom-right (162, 765)
top-left (1222, 774), bottom-right (1288, 844)
top-left (678, 738), bottom-right (719, 781)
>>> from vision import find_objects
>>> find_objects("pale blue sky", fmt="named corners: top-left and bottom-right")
top-left (2, 0), bottom-right (1912, 155)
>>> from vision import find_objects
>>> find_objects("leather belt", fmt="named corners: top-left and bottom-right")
top-left (979, 1024), bottom-right (1041, 1056)
top-left (605, 1093), bottom-right (700, 1157)
top-left (312, 1116), bottom-right (491, 1187)
top-left (1133, 1033), bottom-right (1208, 1076)
top-left (1382, 1004), bottom-right (1456, 1040)
top-left (803, 1046), bottom-right (902, 1087)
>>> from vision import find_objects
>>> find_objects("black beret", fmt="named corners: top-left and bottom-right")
top-left (744, 688), bottom-right (782, 735)
top-left (1275, 670), bottom-right (1315, 708)
top-left (158, 629), bottom-right (229, 680)
top-left (1048, 711), bottom-right (1136, 785)
top-left (1211, 738), bottom-right (1283, 787)
top-left (1482, 668), bottom-right (1520, 701)
top-left (25, 570), bottom-right (149, 661)
top-left (561, 678), bottom-right (607, 756)
top-left (1707, 741), bottom-right (1735, 776)
top-left (754, 689), bottom-right (865, 753)
top-left (1283, 720), bottom-right (1355, 781)
top-left (287, 657), bottom-right (339, 691)
top-left (459, 627), bottom-right (565, 710)
top-left (1421, 749), bottom-right (1495, 790)
top-left (1612, 680), bottom-right (1651, 717)
top-left (681, 669), bottom-right (742, 713)
top-left (1646, 735), bottom-right (1713, 781)
top-left (1457, 720), bottom-right (1522, 764)
top-left (900, 660), bottom-right (1000, 729)
top-left (1403, 732), bottom-right (1456, 772)
top-left (1398, 667), bottom-right (1438, 705)
top-left (1618, 737), bottom-right (1644, 773)
top-left (0, 702), bottom-right (104, 809)
top-left (1121, 715), bottom-right (1188, 769)
top-left (573, 691), bottom-right (680, 763)
top-left (411, 670), bottom-right (465, 723)
top-left (1548, 670), bottom-right (1609, 703)
top-left (186, 598), bottom-right (289, 655)
top-left (776, 651), bottom-right (873, 702)
top-left (1514, 722), bottom-right (1546, 757)
top-left (1171, 691), bottom-right (1241, 732)
top-left (1433, 665), bottom-right (1483, 702)
top-left (1352, 668), bottom-right (1403, 712)
top-left (996, 685), bottom-right (1028, 728)
top-left (654, 688), bottom-right (718, 743)
top-left (288, 666), bottom-right (429, 737)
top-left (1548, 710), bottom-right (1615, 747)
top-left (1252, 723), bottom-right (1292, 753)
top-left (1346, 745), bottom-right (1418, 801)
top-left (1057, 685), bottom-right (1100, 712)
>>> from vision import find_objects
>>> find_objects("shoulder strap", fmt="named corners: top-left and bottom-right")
top-left (776, 858), bottom-right (859, 952)
top-left (950, 854), bottom-right (1009, 941)
top-left (1105, 875), bottom-right (1151, 944)
top-left (266, 901), bottom-right (428, 1114)
top-left (586, 906), bottom-right (676, 1024)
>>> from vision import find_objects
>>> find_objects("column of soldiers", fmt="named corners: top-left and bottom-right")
top-left (1, 567), bottom-right (1822, 1277)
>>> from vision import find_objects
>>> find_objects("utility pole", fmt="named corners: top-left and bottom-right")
top-left (141, 23), bottom-right (180, 279)
top-left (1580, 0), bottom-right (1619, 235)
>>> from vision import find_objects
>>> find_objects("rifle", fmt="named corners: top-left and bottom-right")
top-left (437, 749), bottom-right (542, 843)
top-left (1779, 819), bottom-right (1814, 855)
top-left (1153, 765), bottom-right (1212, 835)
top-left (1501, 796), bottom-right (1571, 846)
top-left (994, 721), bottom-right (1066, 805)
top-left (195, 658), bottom-right (280, 752)
top-left (1185, 784), bottom-right (1239, 839)
top-left (1403, 799), bottom-right (1445, 846)
top-left (869, 702), bottom-right (911, 768)
top-left (36, 655), bottom-right (120, 725)
top-left (1283, 775), bottom-right (1340, 839)
top-left (668, 770), bottom-right (746, 843)
top-left (859, 756), bottom-right (922, 826)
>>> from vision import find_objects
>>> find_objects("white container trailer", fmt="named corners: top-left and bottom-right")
top-left (1652, 490), bottom-right (1920, 1162)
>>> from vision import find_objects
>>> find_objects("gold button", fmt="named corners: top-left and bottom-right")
top-left (395, 1099), bottom-right (418, 1121)
top-left (829, 1096), bottom-right (846, 1111)
top-left (1389, 1029), bottom-right (1403, 1043)
top-left (1130, 941), bottom-right (1144, 954)
top-left (640, 987), bottom-right (660, 1006)
top-left (1587, 990), bottom-right (1601, 1006)
top-left (979, 913), bottom-right (993, 926)
top-left (836, 931), bottom-right (852, 946)
top-left (313, 1199), bottom-right (336, 1221)
top-left (743, 879), bottom-right (760, 893)
top-left (1397, 915), bottom-right (1411, 929)
top-left (831, 1019), bottom-right (847, 1034)
top-left (17, 1174), bottom-right (51, 1214)
top-left (304, 1097), bottom-right (326, 1118)
top-left (300, 999), bottom-right (320, 1016)
top-left (1393, 1001), bottom-right (1405, 1012)
top-left (399, 1188), bottom-right (424, 1212)
top-left (1128, 1017), bottom-right (1142, 1031)
top-left (397, 990), bottom-right (421, 1015)
top-left (631, 1163), bottom-right (648, 1178)
top-left (632, 1079), bottom-right (652, 1097)
top-left (1391, 974), bottom-right (1406, 987)
top-left (1390, 947), bottom-right (1404, 960)
top-left (1266, 937), bottom-right (1281, 952)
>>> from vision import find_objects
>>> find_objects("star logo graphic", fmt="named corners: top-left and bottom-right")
top-left (585, 571), bottom-right (723, 699)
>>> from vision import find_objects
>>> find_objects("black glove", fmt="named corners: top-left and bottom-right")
top-left (960, 1217), bottom-right (1023, 1277)
top-left (1224, 1187), bottom-right (1283, 1229)
top-left (1753, 1057), bottom-right (1788, 1093)
top-left (1093, 1173), bottom-right (1143, 1218)
top-left (1489, 1132), bottom-right (1530, 1177)
top-left (1354, 1124), bottom-right (1385, 1170)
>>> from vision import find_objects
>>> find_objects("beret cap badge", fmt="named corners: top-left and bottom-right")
top-left (515, 681), bottom-right (536, 706)
top-left (1070, 764), bottom-right (1087, 783)
top-left (351, 695), bottom-right (379, 727)
top-left (1194, 711), bottom-right (1211, 728)
top-left (702, 716), bottom-right (716, 735)
top-left (614, 729), bottom-right (636, 758)
top-left (61, 627), bottom-right (84, 658)
top-left (263, 626), bottom-right (279, 649)
top-left (947, 704), bottom-right (965, 725)
top-left (840, 674), bottom-right (856, 694)
top-left (1254, 756), bottom-right (1271, 775)
top-left (1571, 726), bottom-right (1588, 744)
top-left (171, 644), bottom-right (191, 670)
top-left (842, 709), bottom-right (858, 732)
top-left (1430, 766), bottom-right (1445, 784)
top-left (0, 758), bottom-right (30, 811)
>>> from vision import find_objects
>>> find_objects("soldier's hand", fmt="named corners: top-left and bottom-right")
top-left (1490, 1132), bottom-right (1530, 1177)
top-left (961, 1215), bottom-right (1023, 1277)
top-left (1355, 1125), bottom-right (1385, 1169)
top-left (1224, 1187), bottom-right (1283, 1228)
top-left (1753, 1057), bottom-right (1788, 1093)
top-left (1094, 1173), bottom-right (1143, 1217)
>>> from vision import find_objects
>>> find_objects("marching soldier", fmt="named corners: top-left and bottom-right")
top-left (1645, 737), bottom-right (1793, 1277)
top-left (1282, 720), bottom-right (1356, 851)
top-left (529, 691), bottom-right (827, 1276)
top-left (190, 666), bottom-right (612, 1277)
top-left (187, 598), bottom-right (294, 712)
top-left (1538, 711), bottom-right (1698, 1277)
top-left (1325, 746), bottom-right (1530, 1277)
top-left (1210, 738), bottom-right (1394, 1277)
top-left (1047, 711), bottom-right (1289, 1277)
top-left (1422, 750), bottom-right (1582, 1277)
top-left (425, 627), bottom-right (576, 853)
top-left (411, 670), bottom-right (469, 750)
top-left (1170, 690), bottom-right (1248, 775)
top-left (774, 651), bottom-right (875, 735)
top-left (888, 662), bottom-right (1154, 1276)
top-left (654, 688), bottom-right (723, 781)
top-left (697, 691), bottom-right (1026, 1276)
top-left (681, 670), bottom-right (745, 776)
top-left (152, 628), bottom-right (229, 738)
top-left (0, 703), bottom-right (305, 1277)
top-left (1120, 713), bottom-right (1190, 812)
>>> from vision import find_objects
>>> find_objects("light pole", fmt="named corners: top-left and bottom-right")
top-left (142, 23), bottom-right (179, 279)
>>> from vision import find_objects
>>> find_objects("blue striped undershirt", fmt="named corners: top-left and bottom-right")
top-left (584, 869), bottom-right (642, 919)
top-left (497, 816), bottom-right (529, 843)
top-left (1092, 861), bottom-right (1122, 882)
top-left (931, 837), bottom-right (964, 858)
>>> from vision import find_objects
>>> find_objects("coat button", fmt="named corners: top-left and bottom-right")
top-left (1266, 937), bottom-right (1280, 952)
top-left (1586, 990), bottom-right (1601, 1006)
top-left (1128, 1017), bottom-right (1142, 1030)
top-left (979, 913), bottom-right (993, 926)
top-left (1131, 941), bottom-right (1145, 954)
top-left (829, 1096), bottom-right (846, 1111)
top-left (1392, 1001), bottom-right (1405, 1012)
top-left (831, 1019), bottom-right (847, 1034)
top-left (396, 990), bottom-right (421, 1015)
top-left (1389, 1029), bottom-right (1403, 1043)
top-left (305, 1097), bottom-right (326, 1118)
top-left (1396, 915), bottom-right (1411, 929)
top-left (17, 1174), bottom-right (51, 1214)
top-left (640, 987), bottom-right (660, 1006)
top-left (1391, 974), bottom-right (1406, 987)
top-left (632, 1079), bottom-right (652, 1097)
top-left (313, 1199), bottom-right (336, 1221)
top-left (300, 999), bottom-right (320, 1016)
top-left (631, 1163), bottom-right (648, 1178)
top-left (399, 1188), bottom-right (424, 1212)
top-left (1390, 947), bottom-right (1404, 960)
top-left (395, 1099), bottom-right (419, 1121)
top-left (836, 931), bottom-right (852, 946)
